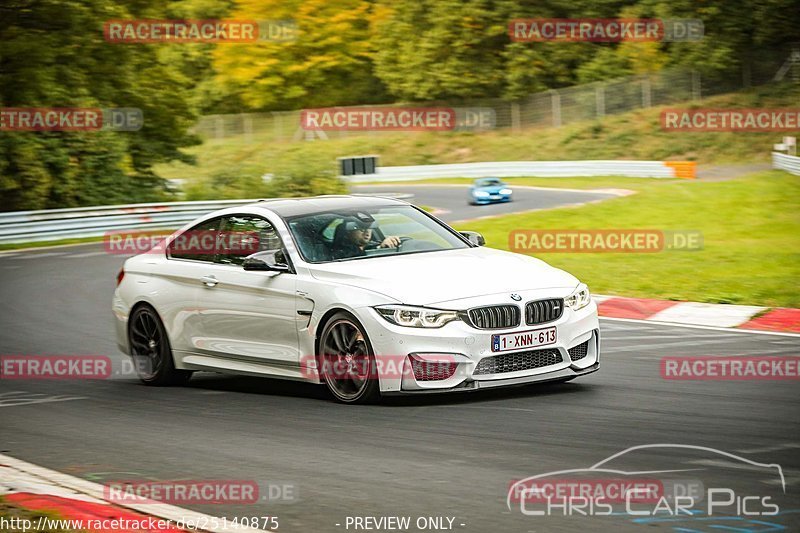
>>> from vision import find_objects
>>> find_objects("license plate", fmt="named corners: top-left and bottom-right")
top-left (490, 195), bottom-right (501, 199)
top-left (491, 326), bottom-right (557, 353)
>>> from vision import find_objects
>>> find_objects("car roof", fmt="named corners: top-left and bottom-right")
top-left (247, 195), bottom-right (407, 218)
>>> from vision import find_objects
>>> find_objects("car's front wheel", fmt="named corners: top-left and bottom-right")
top-left (128, 304), bottom-right (192, 386)
top-left (318, 312), bottom-right (381, 404)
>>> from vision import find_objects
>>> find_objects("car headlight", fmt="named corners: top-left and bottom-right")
top-left (499, 188), bottom-right (512, 195)
top-left (565, 283), bottom-right (591, 311)
top-left (374, 305), bottom-right (461, 328)
top-left (473, 191), bottom-right (490, 197)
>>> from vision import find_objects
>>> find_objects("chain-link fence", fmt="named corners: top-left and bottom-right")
top-left (192, 57), bottom-right (795, 142)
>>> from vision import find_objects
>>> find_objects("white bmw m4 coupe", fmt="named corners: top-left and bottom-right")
top-left (113, 195), bottom-right (599, 403)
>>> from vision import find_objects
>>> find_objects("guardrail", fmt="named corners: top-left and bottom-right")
top-left (0, 200), bottom-right (256, 245)
top-left (772, 152), bottom-right (800, 176)
top-left (342, 160), bottom-right (696, 182)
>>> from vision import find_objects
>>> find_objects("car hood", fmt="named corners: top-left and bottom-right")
top-left (307, 247), bottom-right (579, 306)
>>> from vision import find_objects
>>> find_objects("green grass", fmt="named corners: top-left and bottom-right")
top-left (0, 236), bottom-right (106, 251)
top-left (155, 82), bottom-right (800, 186)
top-left (451, 171), bottom-right (800, 308)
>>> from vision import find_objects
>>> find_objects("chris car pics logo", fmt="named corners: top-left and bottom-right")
top-left (507, 444), bottom-right (784, 518)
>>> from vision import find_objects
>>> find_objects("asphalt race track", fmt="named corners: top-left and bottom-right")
top-left (351, 184), bottom-right (622, 222)
top-left (0, 189), bottom-right (798, 532)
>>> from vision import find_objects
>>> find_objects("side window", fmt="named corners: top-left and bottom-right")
top-left (322, 218), bottom-right (343, 241)
top-left (217, 214), bottom-right (282, 266)
top-left (167, 217), bottom-right (221, 262)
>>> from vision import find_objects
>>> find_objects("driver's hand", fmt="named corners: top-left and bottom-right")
top-left (379, 236), bottom-right (401, 248)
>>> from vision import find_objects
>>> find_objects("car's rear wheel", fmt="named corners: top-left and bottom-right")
top-left (318, 312), bottom-right (380, 404)
top-left (128, 305), bottom-right (192, 386)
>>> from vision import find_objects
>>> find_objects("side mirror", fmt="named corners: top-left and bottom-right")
top-left (243, 250), bottom-right (290, 272)
top-left (460, 231), bottom-right (485, 246)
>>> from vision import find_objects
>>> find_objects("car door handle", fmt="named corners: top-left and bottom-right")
top-left (201, 275), bottom-right (219, 287)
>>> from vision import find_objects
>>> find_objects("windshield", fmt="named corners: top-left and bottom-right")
top-left (477, 178), bottom-right (503, 187)
top-left (285, 205), bottom-right (469, 263)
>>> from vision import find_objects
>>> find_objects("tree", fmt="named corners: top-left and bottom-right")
top-left (0, 0), bottom-right (199, 210)
top-left (373, 0), bottom-right (510, 100)
top-left (644, 0), bottom-right (800, 79)
top-left (212, 0), bottom-right (388, 110)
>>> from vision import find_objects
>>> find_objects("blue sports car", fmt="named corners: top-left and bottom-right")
top-left (468, 177), bottom-right (513, 205)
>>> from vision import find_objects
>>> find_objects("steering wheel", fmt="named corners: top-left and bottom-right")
top-left (395, 236), bottom-right (412, 251)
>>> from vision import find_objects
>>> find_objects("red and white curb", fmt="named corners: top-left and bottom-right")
top-left (0, 454), bottom-right (264, 533)
top-left (594, 295), bottom-right (800, 334)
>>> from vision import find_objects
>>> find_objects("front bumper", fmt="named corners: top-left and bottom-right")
top-left (385, 361), bottom-right (599, 395)
top-left (356, 296), bottom-right (600, 393)
top-left (472, 194), bottom-right (511, 204)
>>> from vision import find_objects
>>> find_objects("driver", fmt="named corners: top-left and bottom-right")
top-left (333, 219), bottom-right (401, 259)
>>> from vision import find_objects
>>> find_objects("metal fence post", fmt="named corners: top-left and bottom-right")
top-left (596, 85), bottom-right (605, 118)
top-left (511, 102), bottom-right (521, 132)
top-left (243, 114), bottom-right (253, 143)
top-left (549, 89), bottom-right (561, 128)
top-left (691, 70), bottom-right (702, 100)
top-left (271, 112), bottom-right (282, 141)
